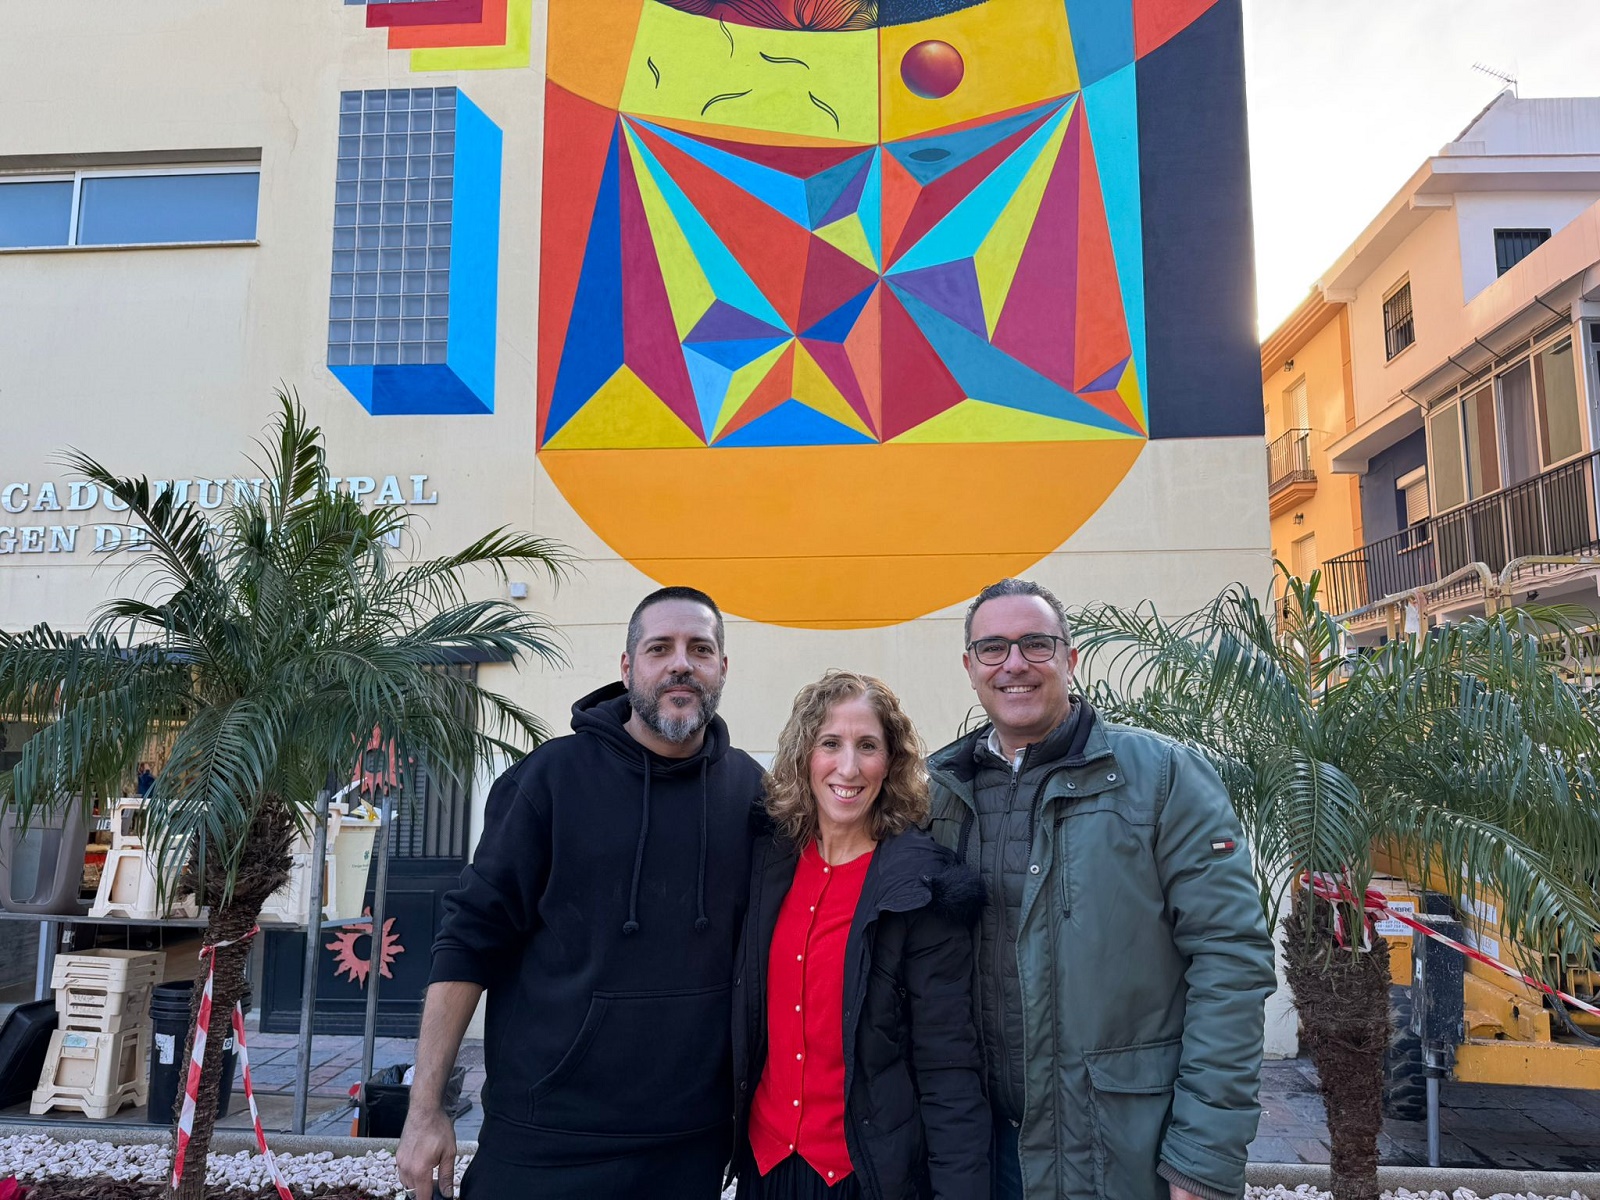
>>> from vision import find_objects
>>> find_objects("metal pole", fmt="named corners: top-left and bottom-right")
top-left (1426, 1075), bottom-right (1441, 1167)
top-left (34, 921), bottom-right (56, 1001)
top-left (358, 793), bottom-right (394, 1104)
top-left (292, 789), bottom-right (333, 1135)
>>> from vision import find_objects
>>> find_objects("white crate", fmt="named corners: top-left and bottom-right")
top-left (55, 983), bottom-right (153, 1034)
top-left (30, 1027), bottom-right (149, 1119)
top-left (50, 949), bottom-right (164, 994)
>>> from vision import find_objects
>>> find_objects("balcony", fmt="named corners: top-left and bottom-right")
top-left (1268, 428), bottom-right (1316, 517)
top-left (1324, 449), bottom-right (1600, 617)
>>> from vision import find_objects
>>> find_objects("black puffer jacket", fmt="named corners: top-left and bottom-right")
top-left (733, 828), bottom-right (990, 1200)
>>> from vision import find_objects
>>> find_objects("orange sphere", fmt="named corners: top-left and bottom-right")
top-left (900, 40), bottom-right (965, 100)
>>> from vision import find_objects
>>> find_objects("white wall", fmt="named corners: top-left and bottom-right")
top-left (1456, 191), bottom-right (1600, 302)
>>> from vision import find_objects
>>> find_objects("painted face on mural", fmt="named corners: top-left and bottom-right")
top-left (964, 594), bottom-right (1077, 750)
top-left (623, 598), bottom-right (728, 744)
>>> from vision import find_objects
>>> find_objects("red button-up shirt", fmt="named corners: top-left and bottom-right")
top-left (749, 841), bottom-right (875, 1186)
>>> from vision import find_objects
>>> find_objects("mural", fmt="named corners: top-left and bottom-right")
top-left (326, 87), bottom-right (502, 415)
top-left (537, 0), bottom-right (1258, 629)
top-left (348, 0), bottom-right (532, 71)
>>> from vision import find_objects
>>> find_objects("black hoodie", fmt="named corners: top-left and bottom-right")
top-left (430, 682), bottom-right (764, 1153)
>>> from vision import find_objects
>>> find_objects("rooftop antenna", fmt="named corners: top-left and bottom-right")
top-left (1471, 62), bottom-right (1518, 96)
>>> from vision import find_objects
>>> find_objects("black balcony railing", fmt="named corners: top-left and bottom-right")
top-left (1268, 428), bottom-right (1314, 494)
top-left (1323, 449), bottom-right (1600, 616)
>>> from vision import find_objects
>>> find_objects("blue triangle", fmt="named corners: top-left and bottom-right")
top-left (893, 289), bottom-right (1140, 436)
top-left (546, 128), bottom-right (624, 441)
top-left (1084, 355), bottom-right (1129, 393)
top-left (886, 98), bottom-right (1065, 186)
top-left (630, 118), bottom-right (811, 228)
top-left (802, 285), bottom-right (875, 343)
top-left (715, 399), bottom-right (876, 447)
top-left (683, 348), bottom-right (734, 437)
top-left (805, 153), bottom-right (873, 229)
top-left (690, 336), bottom-right (790, 370)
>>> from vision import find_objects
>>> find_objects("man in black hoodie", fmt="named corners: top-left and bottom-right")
top-left (397, 586), bottom-right (764, 1199)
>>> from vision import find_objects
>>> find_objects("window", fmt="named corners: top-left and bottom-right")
top-left (1461, 384), bottom-right (1500, 498)
top-left (1291, 532), bottom-right (1318, 581)
top-left (1383, 279), bottom-right (1414, 360)
top-left (1494, 228), bottom-right (1551, 277)
top-left (1398, 467), bottom-right (1430, 528)
top-left (0, 167), bottom-right (259, 249)
top-left (1533, 336), bottom-right (1583, 466)
top-left (1283, 377), bottom-right (1308, 432)
top-left (1496, 361), bottom-right (1539, 485)
top-left (1428, 404), bottom-right (1466, 512)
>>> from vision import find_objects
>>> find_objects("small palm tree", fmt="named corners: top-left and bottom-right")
top-left (0, 396), bottom-right (569, 1199)
top-left (1072, 570), bottom-right (1600, 1200)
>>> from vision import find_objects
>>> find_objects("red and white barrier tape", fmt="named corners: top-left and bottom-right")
top-left (171, 927), bottom-right (293, 1200)
top-left (1305, 873), bottom-right (1600, 1019)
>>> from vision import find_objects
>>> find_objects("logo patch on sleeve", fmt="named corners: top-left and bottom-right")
top-left (1210, 838), bottom-right (1236, 854)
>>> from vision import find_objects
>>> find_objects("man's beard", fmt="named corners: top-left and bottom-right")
top-left (631, 671), bottom-right (722, 744)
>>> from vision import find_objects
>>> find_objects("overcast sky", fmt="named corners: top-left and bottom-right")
top-left (1244, 0), bottom-right (1599, 333)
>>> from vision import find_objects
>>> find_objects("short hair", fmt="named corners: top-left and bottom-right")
top-left (626, 586), bottom-right (725, 655)
top-left (766, 670), bottom-right (928, 849)
top-left (963, 577), bottom-right (1073, 645)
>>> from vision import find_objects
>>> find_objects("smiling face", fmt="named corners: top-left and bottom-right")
top-left (808, 695), bottom-right (889, 845)
top-left (964, 593), bottom-right (1077, 751)
top-left (621, 597), bottom-right (728, 750)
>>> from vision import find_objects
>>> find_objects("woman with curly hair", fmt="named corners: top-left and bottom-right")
top-left (733, 671), bottom-right (989, 1200)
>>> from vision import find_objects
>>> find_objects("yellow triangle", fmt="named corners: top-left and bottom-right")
top-left (890, 399), bottom-right (1138, 444)
top-left (544, 367), bottom-right (703, 449)
top-left (973, 103), bottom-right (1072, 338)
top-left (815, 212), bottom-right (878, 271)
top-left (792, 344), bottom-right (875, 439)
top-left (1116, 358), bottom-right (1147, 430)
top-left (711, 340), bottom-right (792, 440)
top-left (625, 130), bottom-right (715, 340)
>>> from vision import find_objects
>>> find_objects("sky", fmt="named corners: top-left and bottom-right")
top-left (1244, 0), bottom-right (1600, 334)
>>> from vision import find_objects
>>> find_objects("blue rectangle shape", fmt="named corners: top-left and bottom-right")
top-left (77, 172), bottom-right (259, 245)
top-left (444, 92), bottom-right (502, 413)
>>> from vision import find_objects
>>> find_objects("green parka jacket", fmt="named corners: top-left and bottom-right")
top-left (926, 704), bottom-right (1275, 1200)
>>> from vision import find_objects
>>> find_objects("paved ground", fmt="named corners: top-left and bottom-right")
top-left (4, 1027), bottom-right (1598, 1171)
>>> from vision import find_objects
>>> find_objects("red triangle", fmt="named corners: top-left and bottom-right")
top-left (878, 288), bottom-right (966, 441)
top-left (992, 105), bottom-right (1080, 391)
top-left (654, 128), bottom-right (868, 178)
top-left (632, 122), bottom-right (812, 330)
top-left (798, 237), bottom-right (880, 333)
top-left (844, 282), bottom-right (883, 435)
top-left (1079, 383), bottom-right (1143, 431)
top-left (802, 338), bottom-right (876, 435)
top-left (619, 141), bottom-right (704, 438)
top-left (538, 86), bottom-right (620, 433)
top-left (887, 107), bottom-right (1059, 268)
top-left (1134, 0), bottom-right (1220, 57)
top-left (715, 343), bottom-right (796, 441)
top-left (1073, 108), bottom-right (1131, 393)
top-left (878, 154), bottom-right (921, 271)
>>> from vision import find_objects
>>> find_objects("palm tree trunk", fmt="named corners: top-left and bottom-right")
top-left (1282, 897), bottom-right (1392, 1200)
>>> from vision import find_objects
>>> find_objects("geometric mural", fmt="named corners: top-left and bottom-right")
top-left (531, 0), bottom-right (1253, 628)
top-left (326, 88), bottom-right (502, 416)
top-left (348, 0), bottom-right (533, 71)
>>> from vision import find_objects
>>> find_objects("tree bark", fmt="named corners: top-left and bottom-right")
top-left (168, 804), bottom-right (296, 1199)
top-left (1282, 897), bottom-right (1392, 1200)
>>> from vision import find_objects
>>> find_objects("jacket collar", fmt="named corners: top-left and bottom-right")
top-left (930, 698), bottom-right (1113, 790)
top-left (759, 826), bottom-right (950, 920)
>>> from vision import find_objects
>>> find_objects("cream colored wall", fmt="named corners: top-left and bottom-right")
top-left (1265, 311), bottom-right (1362, 572)
top-left (2, 0), bottom-right (1272, 1035)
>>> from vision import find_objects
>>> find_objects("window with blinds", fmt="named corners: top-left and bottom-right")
top-left (1284, 377), bottom-right (1308, 432)
top-left (1398, 466), bottom-right (1430, 527)
top-left (1291, 533), bottom-right (1318, 582)
top-left (1383, 279), bottom-right (1415, 360)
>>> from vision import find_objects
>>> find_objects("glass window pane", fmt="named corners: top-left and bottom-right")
top-left (1534, 337), bottom-right (1583, 466)
top-left (0, 180), bottom-right (74, 248)
top-left (1462, 385), bottom-right (1500, 498)
top-left (76, 172), bottom-right (259, 246)
top-left (1496, 361), bottom-right (1538, 486)
top-left (1429, 404), bottom-right (1467, 512)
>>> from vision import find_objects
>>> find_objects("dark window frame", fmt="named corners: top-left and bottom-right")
top-left (1494, 227), bottom-right (1552, 277)
top-left (1383, 279), bottom-right (1415, 361)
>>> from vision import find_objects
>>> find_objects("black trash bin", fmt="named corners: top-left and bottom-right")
top-left (148, 980), bottom-right (243, 1124)
top-left (361, 1063), bottom-right (469, 1138)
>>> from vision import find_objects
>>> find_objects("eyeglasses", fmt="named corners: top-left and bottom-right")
top-left (966, 634), bottom-right (1070, 666)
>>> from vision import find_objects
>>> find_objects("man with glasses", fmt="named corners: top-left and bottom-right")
top-left (926, 579), bottom-right (1274, 1200)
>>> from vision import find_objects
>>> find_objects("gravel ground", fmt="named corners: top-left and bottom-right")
top-left (0, 1140), bottom-right (1588, 1200)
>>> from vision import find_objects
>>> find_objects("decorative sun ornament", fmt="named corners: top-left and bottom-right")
top-left (325, 909), bottom-right (406, 988)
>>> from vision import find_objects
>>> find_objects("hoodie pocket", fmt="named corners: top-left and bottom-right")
top-left (529, 984), bottom-right (732, 1136)
top-left (1082, 1038), bottom-right (1181, 1200)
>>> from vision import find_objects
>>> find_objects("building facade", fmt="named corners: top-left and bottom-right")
top-left (1, 0), bottom-right (1268, 1028)
top-left (1302, 95), bottom-right (1600, 638)
top-left (1260, 294), bottom-right (1363, 588)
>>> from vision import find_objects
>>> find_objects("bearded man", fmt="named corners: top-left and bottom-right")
top-left (398, 587), bottom-right (763, 1200)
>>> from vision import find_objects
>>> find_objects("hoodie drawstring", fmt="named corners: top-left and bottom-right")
top-left (694, 758), bottom-right (710, 933)
top-left (622, 767), bottom-right (651, 935)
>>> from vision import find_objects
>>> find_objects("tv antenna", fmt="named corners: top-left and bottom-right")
top-left (1472, 62), bottom-right (1517, 95)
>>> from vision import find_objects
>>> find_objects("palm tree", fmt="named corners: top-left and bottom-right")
top-left (0, 396), bottom-right (569, 1199)
top-left (1072, 570), bottom-right (1600, 1200)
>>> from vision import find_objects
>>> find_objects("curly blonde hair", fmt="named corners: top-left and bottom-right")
top-left (766, 670), bottom-right (928, 849)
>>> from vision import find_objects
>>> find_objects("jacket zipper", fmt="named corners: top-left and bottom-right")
top-left (994, 742), bottom-right (1029, 1123)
